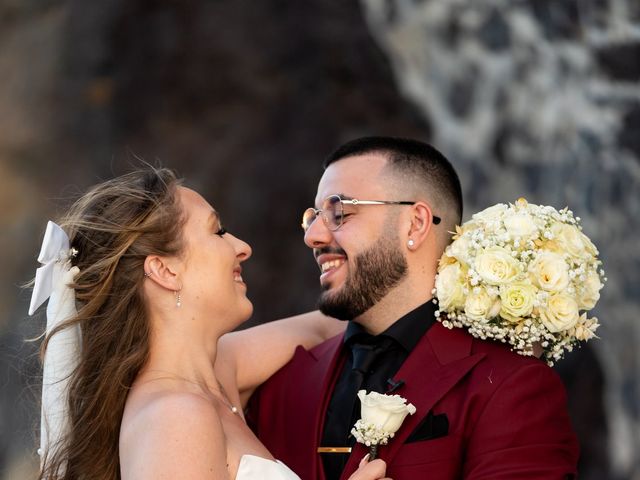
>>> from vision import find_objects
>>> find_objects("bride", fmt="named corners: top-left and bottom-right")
top-left (32, 168), bottom-right (389, 480)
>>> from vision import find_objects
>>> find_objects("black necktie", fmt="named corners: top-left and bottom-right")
top-left (321, 337), bottom-right (392, 479)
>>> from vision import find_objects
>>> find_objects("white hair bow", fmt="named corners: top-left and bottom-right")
top-left (29, 221), bottom-right (81, 465)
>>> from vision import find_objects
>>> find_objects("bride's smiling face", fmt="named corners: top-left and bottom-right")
top-left (177, 187), bottom-right (253, 326)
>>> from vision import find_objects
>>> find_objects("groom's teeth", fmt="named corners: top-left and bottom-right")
top-left (321, 260), bottom-right (344, 273)
top-left (234, 274), bottom-right (243, 282)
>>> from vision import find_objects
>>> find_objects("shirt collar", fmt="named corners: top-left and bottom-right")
top-left (343, 300), bottom-right (438, 352)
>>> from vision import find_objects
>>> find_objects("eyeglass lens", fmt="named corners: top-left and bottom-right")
top-left (302, 195), bottom-right (343, 231)
top-left (323, 195), bottom-right (343, 230)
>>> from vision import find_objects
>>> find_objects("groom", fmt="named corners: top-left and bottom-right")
top-left (250, 136), bottom-right (579, 479)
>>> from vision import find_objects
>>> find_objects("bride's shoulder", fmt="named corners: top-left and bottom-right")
top-left (120, 391), bottom-right (226, 478)
top-left (123, 389), bottom-right (222, 438)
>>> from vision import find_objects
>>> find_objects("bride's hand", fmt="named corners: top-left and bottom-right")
top-left (347, 454), bottom-right (392, 480)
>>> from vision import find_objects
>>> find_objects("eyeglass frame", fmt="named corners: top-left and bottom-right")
top-left (301, 194), bottom-right (442, 232)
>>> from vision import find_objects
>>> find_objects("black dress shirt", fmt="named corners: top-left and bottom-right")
top-left (320, 300), bottom-right (438, 479)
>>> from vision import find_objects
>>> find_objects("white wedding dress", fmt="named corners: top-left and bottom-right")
top-left (236, 455), bottom-right (301, 480)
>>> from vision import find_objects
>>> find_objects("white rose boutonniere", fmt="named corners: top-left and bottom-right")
top-left (434, 198), bottom-right (605, 365)
top-left (351, 390), bottom-right (416, 459)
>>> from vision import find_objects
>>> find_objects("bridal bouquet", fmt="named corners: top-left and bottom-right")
top-left (434, 198), bottom-right (605, 365)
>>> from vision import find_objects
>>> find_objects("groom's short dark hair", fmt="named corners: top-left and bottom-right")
top-left (324, 136), bottom-right (463, 229)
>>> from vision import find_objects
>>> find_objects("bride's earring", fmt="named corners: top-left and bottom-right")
top-left (175, 289), bottom-right (182, 308)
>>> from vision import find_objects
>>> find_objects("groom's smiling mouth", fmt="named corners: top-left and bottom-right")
top-left (315, 250), bottom-right (347, 285)
top-left (320, 259), bottom-right (345, 273)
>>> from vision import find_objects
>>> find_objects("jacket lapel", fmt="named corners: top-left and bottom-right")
top-left (340, 323), bottom-right (485, 478)
top-left (293, 335), bottom-right (347, 480)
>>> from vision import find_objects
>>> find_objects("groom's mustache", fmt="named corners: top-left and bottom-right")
top-left (314, 246), bottom-right (347, 260)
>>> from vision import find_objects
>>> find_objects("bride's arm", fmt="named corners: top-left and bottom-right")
top-left (216, 310), bottom-right (345, 406)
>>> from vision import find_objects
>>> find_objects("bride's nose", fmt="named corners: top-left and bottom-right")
top-left (230, 234), bottom-right (252, 261)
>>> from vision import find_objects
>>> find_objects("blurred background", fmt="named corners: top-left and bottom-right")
top-left (1, 0), bottom-right (638, 478)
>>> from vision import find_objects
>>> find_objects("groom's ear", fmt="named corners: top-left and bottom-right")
top-left (406, 201), bottom-right (436, 248)
top-left (143, 255), bottom-right (181, 291)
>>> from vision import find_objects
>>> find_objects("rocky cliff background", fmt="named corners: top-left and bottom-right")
top-left (0, 0), bottom-right (638, 478)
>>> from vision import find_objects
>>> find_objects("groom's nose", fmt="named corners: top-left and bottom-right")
top-left (304, 213), bottom-right (333, 249)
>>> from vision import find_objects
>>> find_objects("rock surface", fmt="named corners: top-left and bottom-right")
top-left (362, 0), bottom-right (639, 477)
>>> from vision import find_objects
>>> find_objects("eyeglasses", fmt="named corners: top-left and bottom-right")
top-left (301, 194), bottom-right (441, 232)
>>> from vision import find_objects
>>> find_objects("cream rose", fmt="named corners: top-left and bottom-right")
top-left (504, 212), bottom-right (538, 238)
top-left (580, 231), bottom-right (599, 256)
top-left (435, 262), bottom-right (466, 309)
top-left (550, 223), bottom-right (588, 259)
top-left (357, 390), bottom-right (416, 433)
top-left (447, 236), bottom-right (472, 264)
top-left (528, 251), bottom-right (569, 292)
top-left (578, 270), bottom-right (603, 310)
top-left (475, 246), bottom-right (521, 285)
top-left (473, 203), bottom-right (508, 222)
top-left (540, 294), bottom-right (579, 332)
top-left (499, 282), bottom-right (536, 323)
top-left (464, 287), bottom-right (501, 322)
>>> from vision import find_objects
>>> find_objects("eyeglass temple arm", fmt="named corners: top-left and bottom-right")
top-left (343, 200), bottom-right (441, 224)
top-left (344, 199), bottom-right (414, 206)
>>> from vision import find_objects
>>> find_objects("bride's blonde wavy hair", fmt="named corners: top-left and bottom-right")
top-left (38, 167), bottom-right (185, 480)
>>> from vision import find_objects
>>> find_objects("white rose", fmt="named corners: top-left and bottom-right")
top-left (357, 390), bottom-right (416, 434)
top-left (550, 223), bottom-right (588, 259)
top-left (499, 282), bottom-right (536, 323)
top-left (578, 270), bottom-right (603, 310)
top-left (540, 294), bottom-right (579, 332)
top-left (528, 251), bottom-right (569, 292)
top-left (475, 246), bottom-right (521, 285)
top-left (504, 212), bottom-right (538, 239)
top-left (447, 236), bottom-right (472, 264)
top-left (435, 262), bottom-right (466, 310)
top-left (464, 287), bottom-right (500, 322)
top-left (473, 203), bottom-right (508, 222)
top-left (580, 231), bottom-right (599, 256)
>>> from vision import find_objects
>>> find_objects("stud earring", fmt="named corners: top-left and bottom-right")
top-left (407, 239), bottom-right (415, 247)
top-left (144, 272), bottom-right (152, 277)
top-left (175, 290), bottom-right (182, 308)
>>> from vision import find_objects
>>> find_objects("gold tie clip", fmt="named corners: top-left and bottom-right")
top-left (317, 447), bottom-right (353, 453)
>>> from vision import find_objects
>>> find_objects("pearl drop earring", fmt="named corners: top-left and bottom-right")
top-left (408, 239), bottom-right (415, 247)
top-left (175, 290), bottom-right (182, 308)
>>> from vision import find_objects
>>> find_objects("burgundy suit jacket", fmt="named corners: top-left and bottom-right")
top-left (250, 322), bottom-right (579, 479)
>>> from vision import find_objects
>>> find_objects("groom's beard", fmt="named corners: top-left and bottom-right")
top-left (318, 230), bottom-right (408, 321)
